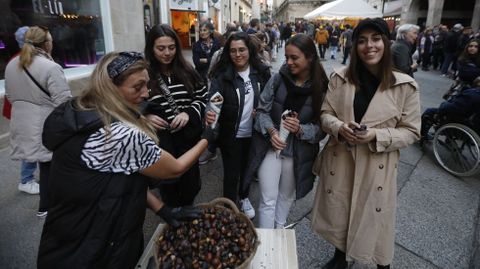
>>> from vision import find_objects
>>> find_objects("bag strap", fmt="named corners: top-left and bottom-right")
top-left (23, 67), bottom-right (51, 97)
top-left (157, 75), bottom-right (180, 116)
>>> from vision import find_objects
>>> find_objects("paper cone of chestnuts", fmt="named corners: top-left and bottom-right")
top-left (155, 198), bottom-right (259, 269)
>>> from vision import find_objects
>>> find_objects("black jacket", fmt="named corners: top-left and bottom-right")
top-left (444, 31), bottom-right (461, 53)
top-left (38, 100), bottom-right (149, 269)
top-left (392, 39), bottom-right (414, 77)
top-left (192, 38), bottom-right (221, 82)
top-left (209, 64), bottom-right (270, 145)
top-left (439, 87), bottom-right (480, 131)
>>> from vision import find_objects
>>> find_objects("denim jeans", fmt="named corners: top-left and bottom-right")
top-left (20, 161), bottom-right (37, 184)
top-left (330, 45), bottom-right (338, 59)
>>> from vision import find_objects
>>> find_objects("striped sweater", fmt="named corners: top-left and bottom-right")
top-left (148, 73), bottom-right (207, 122)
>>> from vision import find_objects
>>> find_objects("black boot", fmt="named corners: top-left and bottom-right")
top-left (322, 248), bottom-right (348, 269)
top-left (377, 265), bottom-right (390, 269)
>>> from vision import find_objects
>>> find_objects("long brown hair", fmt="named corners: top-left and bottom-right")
top-left (144, 24), bottom-right (203, 95)
top-left (346, 34), bottom-right (396, 91)
top-left (285, 34), bottom-right (329, 122)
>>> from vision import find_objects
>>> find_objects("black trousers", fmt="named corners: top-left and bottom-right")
top-left (432, 47), bottom-right (444, 70)
top-left (158, 164), bottom-right (200, 207)
top-left (421, 108), bottom-right (439, 137)
top-left (220, 137), bottom-right (252, 203)
top-left (342, 47), bottom-right (351, 64)
top-left (422, 52), bottom-right (431, 68)
top-left (318, 44), bottom-right (327, 59)
top-left (39, 161), bottom-right (51, 212)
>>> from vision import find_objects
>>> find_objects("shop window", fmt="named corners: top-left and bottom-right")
top-left (0, 0), bottom-right (106, 80)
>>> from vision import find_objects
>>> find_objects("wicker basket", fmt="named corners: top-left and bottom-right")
top-left (154, 197), bottom-right (260, 269)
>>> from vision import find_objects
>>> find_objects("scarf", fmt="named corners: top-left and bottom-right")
top-left (281, 72), bottom-right (312, 113)
top-left (200, 39), bottom-right (213, 55)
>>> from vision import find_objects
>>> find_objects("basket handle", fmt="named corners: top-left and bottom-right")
top-left (208, 197), bottom-right (240, 213)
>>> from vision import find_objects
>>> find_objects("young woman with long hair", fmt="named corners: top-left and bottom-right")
top-left (38, 51), bottom-right (213, 268)
top-left (311, 18), bottom-right (421, 269)
top-left (144, 24), bottom-right (207, 207)
top-left (457, 39), bottom-right (480, 85)
top-left (207, 32), bottom-right (271, 218)
top-left (244, 33), bottom-right (328, 229)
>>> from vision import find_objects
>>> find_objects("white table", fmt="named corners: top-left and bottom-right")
top-left (136, 225), bottom-right (299, 269)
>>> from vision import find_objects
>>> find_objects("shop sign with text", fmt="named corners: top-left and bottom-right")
top-left (169, 0), bottom-right (198, 11)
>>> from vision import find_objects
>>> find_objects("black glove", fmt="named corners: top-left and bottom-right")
top-left (156, 205), bottom-right (203, 228)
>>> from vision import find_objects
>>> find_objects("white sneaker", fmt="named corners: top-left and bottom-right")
top-left (240, 198), bottom-right (255, 219)
top-left (18, 181), bottom-right (40, 194)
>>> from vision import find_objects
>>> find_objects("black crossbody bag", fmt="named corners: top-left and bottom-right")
top-left (23, 67), bottom-right (51, 97)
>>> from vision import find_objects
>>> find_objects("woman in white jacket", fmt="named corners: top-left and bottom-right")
top-left (5, 26), bottom-right (71, 217)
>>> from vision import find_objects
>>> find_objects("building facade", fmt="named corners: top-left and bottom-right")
top-left (274, 0), bottom-right (327, 23)
top-left (398, 0), bottom-right (480, 30)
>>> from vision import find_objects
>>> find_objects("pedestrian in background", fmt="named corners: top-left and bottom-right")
top-left (144, 24), bottom-right (207, 207)
top-left (245, 33), bottom-right (328, 229)
top-left (315, 25), bottom-right (329, 60)
top-left (311, 18), bottom-right (421, 269)
top-left (281, 22), bottom-right (293, 44)
top-left (192, 21), bottom-right (221, 84)
top-left (5, 26), bottom-right (72, 217)
top-left (38, 51), bottom-right (211, 269)
top-left (207, 32), bottom-right (271, 218)
top-left (2, 26), bottom-right (41, 196)
top-left (432, 24), bottom-right (447, 70)
top-left (329, 26), bottom-right (340, 60)
top-left (420, 27), bottom-right (434, 71)
top-left (391, 24), bottom-right (419, 77)
top-left (340, 24), bottom-right (353, 65)
top-left (441, 23), bottom-right (463, 76)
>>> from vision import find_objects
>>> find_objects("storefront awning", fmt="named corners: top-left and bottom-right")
top-left (304, 0), bottom-right (382, 20)
top-left (383, 0), bottom-right (402, 17)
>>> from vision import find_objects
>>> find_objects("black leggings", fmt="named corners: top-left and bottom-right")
top-left (39, 161), bottom-right (51, 212)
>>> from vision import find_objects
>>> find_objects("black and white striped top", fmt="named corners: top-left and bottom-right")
top-left (81, 122), bottom-right (162, 175)
top-left (148, 74), bottom-right (207, 122)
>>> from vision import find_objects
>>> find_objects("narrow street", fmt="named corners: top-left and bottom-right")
top-left (0, 45), bottom-right (479, 269)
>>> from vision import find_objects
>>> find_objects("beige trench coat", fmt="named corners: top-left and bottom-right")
top-left (311, 68), bottom-right (421, 265)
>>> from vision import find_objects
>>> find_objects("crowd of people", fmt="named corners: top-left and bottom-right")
top-left (2, 14), bottom-right (479, 269)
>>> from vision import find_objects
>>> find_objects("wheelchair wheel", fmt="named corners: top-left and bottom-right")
top-left (433, 123), bottom-right (480, 177)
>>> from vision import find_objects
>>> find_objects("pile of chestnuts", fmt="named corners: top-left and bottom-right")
top-left (157, 207), bottom-right (258, 269)
top-left (156, 206), bottom-right (257, 269)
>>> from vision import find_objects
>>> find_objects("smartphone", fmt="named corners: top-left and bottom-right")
top-left (353, 124), bottom-right (367, 135)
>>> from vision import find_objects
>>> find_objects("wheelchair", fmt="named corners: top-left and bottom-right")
top-left (426, 82), bottom-right (480, 177)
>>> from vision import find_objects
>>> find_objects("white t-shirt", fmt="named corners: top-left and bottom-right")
top-left (236, 66), bottom-right (254, 138)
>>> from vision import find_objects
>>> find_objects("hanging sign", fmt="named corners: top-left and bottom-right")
top-left (169, 0), bottom-right (198, 11)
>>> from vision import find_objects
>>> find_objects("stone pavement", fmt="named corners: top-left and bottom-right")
top-left (0, 46), bottom-right (479, 269)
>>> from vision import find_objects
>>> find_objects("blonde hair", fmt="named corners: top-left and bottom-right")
top-left (75, 52), bottom-right (159, 143)
top-left (19, 26), bottom-right (50, 68)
